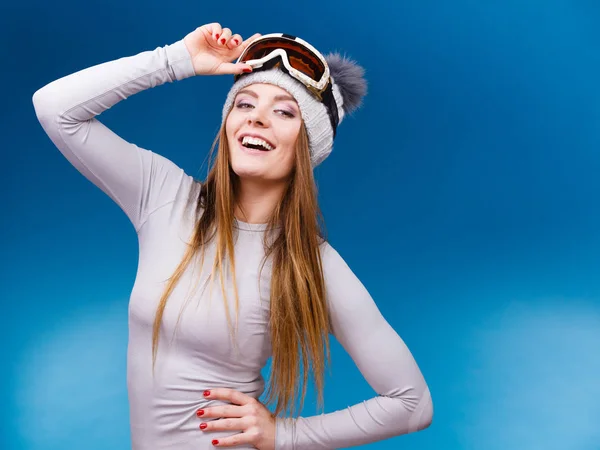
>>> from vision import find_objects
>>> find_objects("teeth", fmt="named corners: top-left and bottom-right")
top-left (242, 136), bottom-right (274, 151)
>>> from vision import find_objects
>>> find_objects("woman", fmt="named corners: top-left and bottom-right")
top-left (32, 23), bottom-right (433, 450)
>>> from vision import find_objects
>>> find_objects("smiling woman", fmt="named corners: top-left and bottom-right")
top-left (32, 23), bottom-right (433, 450)
top-left (226, 84), bottom-right (302, 186)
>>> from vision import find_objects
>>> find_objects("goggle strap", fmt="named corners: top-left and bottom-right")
top-left (322, 84), bottom-right (339, 139)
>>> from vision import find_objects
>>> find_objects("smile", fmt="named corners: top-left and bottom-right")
top-left (237, 133), bottom-right (276, 152)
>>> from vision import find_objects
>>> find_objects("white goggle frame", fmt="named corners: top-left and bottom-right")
top-left (236, 33), bottom-right (331, 95)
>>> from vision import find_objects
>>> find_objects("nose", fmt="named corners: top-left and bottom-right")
top-left (247, 106), bottom-right (270, 127)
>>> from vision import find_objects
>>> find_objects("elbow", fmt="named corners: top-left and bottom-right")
top-left (32, 87), bottom-right (52, 122)
top-left (32, 83), bottom-right (61, 125)
top-left (32, 85), bottom-right (46, 112)
top-left (408, 387), bottom-right (433, 433)
top-left (418, 393), bottom-right (434, 431)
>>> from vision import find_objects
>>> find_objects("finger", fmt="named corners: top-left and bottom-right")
top-left (219, 28), bottom-right (232, 46)
top-left (227, 34), bottom-right (251, 60)
top-left (204, 388), bottom-right (258, 406)
top-left (204, 22), bottom-right (223, 42)
top-left (199, 417), bottom-right (246, 432)
top-left (226, 33), bottom-right (243, 50)
top-left (212, 431), bottom-right (258, 448)
top-left (217, 62), bottom-right (253, 75)
top-left (197, 404), bottom-right (244, 418)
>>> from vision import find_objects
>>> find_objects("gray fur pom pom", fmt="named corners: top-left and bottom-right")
top-left (325, 52), bottom-right (367, 115)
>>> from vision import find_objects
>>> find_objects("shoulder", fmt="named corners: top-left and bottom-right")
top-left (318, 240), bottom-right (361, 286)
top-left (318, 240), bottom-right (341, 267)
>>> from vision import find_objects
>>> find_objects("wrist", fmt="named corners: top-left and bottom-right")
top-left (275, 416), bottom-right (296, 450)
top-left (165, 39), bottom-right (196, 81)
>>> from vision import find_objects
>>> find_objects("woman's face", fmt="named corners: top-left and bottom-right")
top-left (226, 83), bottom-right (302, 183)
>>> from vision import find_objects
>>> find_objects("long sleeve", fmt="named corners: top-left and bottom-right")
top-left (275, 243), bottom-right (433, 449)
top-left (32, 39), bottom-right (196, 232)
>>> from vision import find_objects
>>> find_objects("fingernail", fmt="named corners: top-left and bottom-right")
top-left (215, 33), bottom-right (220, 39)
top-left (234, 39), bottom-right (239, 45)
top-left (200, 423), bottom-right (207, 430)
top-left (212, 440), bottom-right (219, 446)
top-left (242, 68), bottom-right (252, 73)
top-left (203, 390), bottom-right (211, 397)
top-left (221, 38), bottom-right (226, 44)
top-left (196, 409), bottom-right (204, 417)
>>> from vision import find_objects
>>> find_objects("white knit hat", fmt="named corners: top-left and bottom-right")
top-left (221, 52), bottom-right (367, 168)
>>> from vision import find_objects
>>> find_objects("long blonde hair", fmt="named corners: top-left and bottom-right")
top-left (151, 118), bottom-right (331, 418)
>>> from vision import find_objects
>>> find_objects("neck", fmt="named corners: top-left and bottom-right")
top-left (234, 178), bottom-right (288, 224)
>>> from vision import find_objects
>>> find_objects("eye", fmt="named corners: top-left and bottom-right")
top-left (276, 109), bottom-right (295, 118)
top-left (236, 102), bottom-right (253, 109)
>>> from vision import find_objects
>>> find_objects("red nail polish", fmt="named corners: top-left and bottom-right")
top-left (200, 423), bottom-right (207, 430)
top-left (234, 39), bottom-right (239, 45)
top-left (242, 68), bottom-right (252, 73)
top-left (212, 440), bottom-right (219, 446)
top-left (196, 409), bottom-right (204, 417)
top-left (221, 38), bottom-right (226, 44)
top-left (203, 390), bottom-right (211, 397)
top-left (215, 34), bottom-right (220, 39)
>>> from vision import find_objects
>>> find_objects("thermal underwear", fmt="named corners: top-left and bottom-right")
top-left (32, 38), bottom-right (433, 450)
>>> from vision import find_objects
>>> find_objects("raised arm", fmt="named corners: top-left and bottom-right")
top-left (275, 243), bottom-right (433, 449)
top-left (32, 38), bottom-right (196, 232)
top-left (32, 24), bottom-right (259, 232)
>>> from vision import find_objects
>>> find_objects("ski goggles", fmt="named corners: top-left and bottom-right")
top-left (234, 33), bottom-right (339, 137)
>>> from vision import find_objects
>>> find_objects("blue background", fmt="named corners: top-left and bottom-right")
top-left (3, 0), bottom-right (600, 449)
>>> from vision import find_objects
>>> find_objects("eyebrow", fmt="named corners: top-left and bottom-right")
top-left (237, 88), bottom-right (296, 103)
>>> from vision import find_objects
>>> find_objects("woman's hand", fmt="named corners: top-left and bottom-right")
top-left (183, 23), bottom-right (261, 76)
top-left (197, 388), bottom-right (276, 449)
